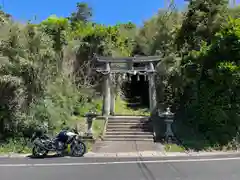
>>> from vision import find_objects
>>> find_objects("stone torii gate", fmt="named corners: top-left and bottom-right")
top-left (94, 55), bottom-right (160, 116)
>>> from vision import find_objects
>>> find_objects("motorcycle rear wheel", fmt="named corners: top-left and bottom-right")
top-left (32, 146), bottom-right (48, 158)
top-left (71, 140), bottom-right (86, 157)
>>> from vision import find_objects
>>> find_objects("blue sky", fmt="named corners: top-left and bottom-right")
top-left (3, 0), bottom-right (240, 25)
top-left (2, 0), bottom-right (189, 25)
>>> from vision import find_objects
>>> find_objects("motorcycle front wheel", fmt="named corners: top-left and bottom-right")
top-left (32, 146), bottom-right (48, 158)
top-left (71, 140), bottom-right (86, 157)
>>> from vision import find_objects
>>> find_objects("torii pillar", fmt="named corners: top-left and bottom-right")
top-left (148, 62), bottom-right (157, 112)
top-left (110, 84), bottom-right (115, 115)
top-left (103, 63), bottom-right (111, 116)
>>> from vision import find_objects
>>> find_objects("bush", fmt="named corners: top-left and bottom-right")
top-left (176, 18), bottom-right (240, 147)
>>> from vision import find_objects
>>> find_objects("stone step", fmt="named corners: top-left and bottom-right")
top-left (103, 138), bottom-right (153, 141)
top-left (107, 127), bottom-right (151, 132)
top-left (108, 117), bottom-right (149, 120)
top-left (104, 134), bottom-right (153, 139)
top-left (107, 125), bottom-right (150, 129)
top-left (106, 127), bottom-right (152, 132)
top-left (107, 121), bottom-right (150, 124)
top-left (107, 120), bottom-right (151, 124)
top-left (107, 126), bottom-right (151, 130)
top-left (107, 122), bottom-right (150, 127)
top-left (107, 116), bottom-right (149, 120)
top-left (107, 129), bottom-right (152, 132)
top-left (103, 116), bottom-right (153, 142)
top-left (107, 124), bottom-right (150, 128)
top-left (105, 131), bottom-right (153, 135)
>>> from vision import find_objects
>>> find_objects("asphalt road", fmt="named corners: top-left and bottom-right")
top-left (1, 155), bottom-right (240, 180)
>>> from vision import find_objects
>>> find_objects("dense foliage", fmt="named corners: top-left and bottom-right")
top-left (0, 1), bottom-right (240, 150)
top-left (176, 18), bottom-right (240, 148)
top-left (0, 2), bottom-right (136, 140)
top-left (134, 0), bottom-right (240, 149)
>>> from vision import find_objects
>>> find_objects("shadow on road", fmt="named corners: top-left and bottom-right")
top-left (27, 154), bottom-right (61, 159)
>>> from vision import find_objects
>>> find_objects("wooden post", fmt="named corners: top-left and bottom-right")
top-left (148, 62), bottom-right (157, 112)
top-left (103, 63), bottom-right (111, 116)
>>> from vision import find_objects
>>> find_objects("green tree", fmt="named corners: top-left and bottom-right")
top-left (228, 5), bottom-right (240, 19)
top-left (179, 18), bottom-right (240, 145)
top-left (176, 0), bottom-right (228, 51)
top-left (134, 3), bottom-right (182, 56)
top-left (69, 2), bottom-right (93, 26)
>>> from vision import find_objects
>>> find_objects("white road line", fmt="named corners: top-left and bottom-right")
top-left (1, 156), bottom-right (240, 167)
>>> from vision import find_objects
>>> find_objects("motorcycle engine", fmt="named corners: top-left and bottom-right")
top-left (45, 140), bottom-right (53, 149)
top-left (57, 141), bottom-right (64, 150)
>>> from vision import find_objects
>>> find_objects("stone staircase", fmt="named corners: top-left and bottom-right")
top-left (104, 116), bottom-right (154, 141)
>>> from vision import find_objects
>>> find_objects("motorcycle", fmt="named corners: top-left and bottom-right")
top-left (31, 129), bottom-right (86, 158)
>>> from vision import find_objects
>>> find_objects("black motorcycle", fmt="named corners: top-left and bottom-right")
top-left (31, 129), bottom-right (86, 158)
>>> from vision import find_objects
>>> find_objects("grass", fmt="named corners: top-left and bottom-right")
top-left (0, 138), bottom-right (31, 154)
top-left (0, 116), bottom-right (106, 154)
top-left (0, 96), bottom-right (150, 154)
top-left (92, 119), bottom-right (105, 139)
top-left (164, 143), bottom-right (186, 152)
top-left (115, 97), bottom-right (150, 116)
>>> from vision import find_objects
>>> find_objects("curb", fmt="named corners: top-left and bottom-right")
top-left (84, 151), bottom-right (240, 158)
top-left (96, 116), bottom-right (149, 119)
top-left (0, 153), bottom-right (31, 158)
top-left (1, 151), bottom-right (240, 158)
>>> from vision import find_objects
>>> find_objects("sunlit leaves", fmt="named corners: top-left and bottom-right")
top-left (69, 2), bottom-right (92, 25)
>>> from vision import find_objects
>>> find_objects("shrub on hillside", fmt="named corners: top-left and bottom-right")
top-left (178, 18), bottom-right (240, 146)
